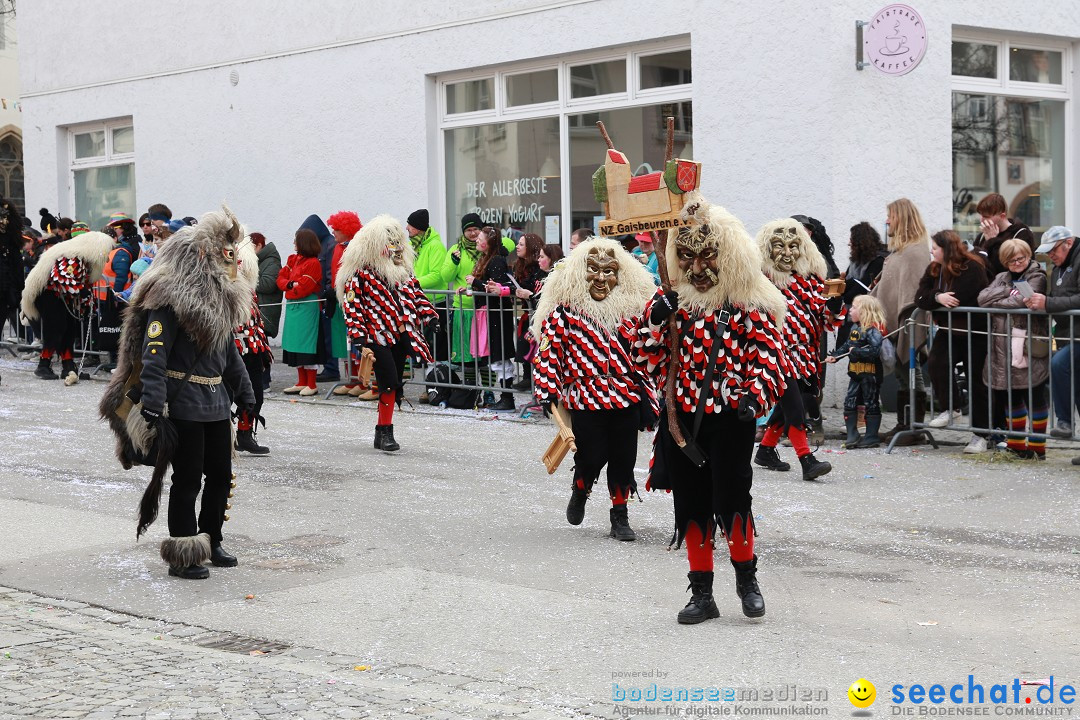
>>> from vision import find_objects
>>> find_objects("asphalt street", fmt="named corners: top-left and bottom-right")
top-left (1, 354), bottom-right (1078, 719)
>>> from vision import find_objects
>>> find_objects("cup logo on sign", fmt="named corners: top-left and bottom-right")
top-left (864, 4), bottom-right (927, 76)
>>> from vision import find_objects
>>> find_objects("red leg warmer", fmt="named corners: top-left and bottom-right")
top-left (759, 424), bottom-right (783, 448)
top-left (610, 485), bottom-right (628, 507)
top-left (788, 425), bottom-right (811, 457)
top-left (685, 522), bottom-right (714, 572)
top-left (378, 390), bottom-right (396, 425)
top-left (726, 515), bottom-right (755, 563)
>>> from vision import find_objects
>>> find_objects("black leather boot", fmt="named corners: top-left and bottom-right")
top-left (844, 412), bottom-right (860, 447)
top-left (168, 564), bottom-right (210, 579)
top-left (798, 452), bottom-right (832, 481)
top-left (608, 505), bottom-right (636, 541)
top-left (732, 556), bottom-right (765, 618)
top-left (566, 479), bottom-right (590, 525)
top-left (754, 445), bottom-right (791, 472)
top-left (377, 424), bottom-right (400, 452)
top-left (373, 425), bottom-right (384, 449)
top-left (492, 392), bottom-right (516, 411)
top-left (855, 413), bottom-right (882, 448)
top-left (235, 429), bottom-right (269, 455)
top-left (210, 544), bottom-right (238, 567)
top-left (677, 570), bottom-right (720, 624)
top-left (35, 357), bottom-right (58, 380)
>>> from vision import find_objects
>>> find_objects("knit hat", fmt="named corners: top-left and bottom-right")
top-left (461, 212), bottom-right (483, 233)
top-left (39, 208), bottom-right (58, 233)
top-left (130, 258), bottom-right (151, 276)
top-left (166, 219), bottom-right (187, 233)
top-left (407, 209), bottom-right (429, 233)
top-left (70, 222), bottom-right (90, 237)
top-left (1036, 226), bottom-right (1075, 254)
top-left (107, 212), bottom-right (134, 227)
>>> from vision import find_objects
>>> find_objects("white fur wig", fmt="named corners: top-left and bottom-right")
top-left (335, 214), bottom-right (415, 296)
top-left (756, 218), bottom-right (827, 287)
top-left (531, 236), bottom-right (656, 339)
top-left (20, 231), bottom-right (115, 319)
top-left (237, 225), bottom-right (259, 292)
top-left (665, 193), bottom-right (786, 323)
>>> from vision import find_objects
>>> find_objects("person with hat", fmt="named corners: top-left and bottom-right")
top-left (631, 232), bottom-right (660, 284)
top-left (1024, 226), bottom-right (1080, 446)
top-left (406, 209), bottom-right (448, 374)
top-left (439, 213), bottom-right (485, 366)
top-left (70, 222), bottom-right (90, 238)
top-left (325, 210), bottom-right (364, 396)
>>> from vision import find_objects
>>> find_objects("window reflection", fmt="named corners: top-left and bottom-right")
top-left (1009, 48), bottom-right (1062, 84)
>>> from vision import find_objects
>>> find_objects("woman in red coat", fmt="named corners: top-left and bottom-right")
top-left (276, 228), bottom-right (324, 396)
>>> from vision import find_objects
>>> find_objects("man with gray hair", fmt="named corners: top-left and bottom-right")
top-left (1024, 226), bottom-right (1080, 453)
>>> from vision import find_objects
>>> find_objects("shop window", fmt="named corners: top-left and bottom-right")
top-left (952, 41), bottom-right (997, 79)
top-left (568, 102), bottom-right (693, 233)
top-left (445, 117), bottom-right (561, 242)
top-left (569, 60), bottom-right (626, 98)
top-left (1009, 47), bottom-right (1063, 85)
top-left (952, 93), bottom-right (1065, 237)
top-left (0, 134), bottom-right (24, 216)
top-left (506, 69), bottom-right (558, 107)
top-left (69, 120), bottom-right (136, 231)
top-left (447, 79), bottom-right (494, 114)
top-left (640, 50), bottom-right (691, 90)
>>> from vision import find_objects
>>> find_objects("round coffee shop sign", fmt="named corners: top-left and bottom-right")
top-left (864, 4), bottom-right (927, 75)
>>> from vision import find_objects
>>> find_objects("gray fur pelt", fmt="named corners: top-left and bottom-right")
top-left (160, 533), bottom-right (211, 568)
top-left (20, 231), bottom-right (114, 319)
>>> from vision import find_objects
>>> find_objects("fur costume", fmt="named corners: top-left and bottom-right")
top-left (0, 198), bottom-right (24, 318)
top-left (99, 206), bottom-right (250, 544)
top-left (20, 232), bottom-right (114, 320)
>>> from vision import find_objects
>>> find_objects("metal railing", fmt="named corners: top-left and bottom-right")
top-left (887, 306), bottom-right (1080, 454)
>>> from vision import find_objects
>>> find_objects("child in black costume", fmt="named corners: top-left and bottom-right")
top-left (827, 294), bottom-right (887, 448)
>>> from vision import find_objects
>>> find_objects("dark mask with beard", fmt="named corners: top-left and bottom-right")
top-left (585, 247), bottom-right (619, 300)
top-left (675, 223), bottom-right (720, 292)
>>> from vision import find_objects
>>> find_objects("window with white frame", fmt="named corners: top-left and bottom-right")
top-left (68, 119), bottom-right (136, 231)
top-left (439, 41), bottom-right (691, 246)
top-left (951, 33), bottom-right (1070, 242)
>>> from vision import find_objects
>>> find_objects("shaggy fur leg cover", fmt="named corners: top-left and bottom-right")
top-left (160, 533), bottom-right (211, 568)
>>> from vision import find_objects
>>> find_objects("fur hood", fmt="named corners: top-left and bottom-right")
top-left (756, 218), bottom-right (827, 287)
top-left (664, 193), bottom-right (786, 323)
top-left (20, 231), bottom-right (115, 319)
top-left (531, 236), bottom-right (655, 339)
top-left (335, 214), bottom-right (415, 296)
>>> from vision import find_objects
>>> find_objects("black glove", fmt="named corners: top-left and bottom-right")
top-left (141, 406), bottom-right (162, 428)
top-left (650, 290), bottom-right (679, 324)
top-left (541, 398), bottom-right (556, 418)
top-left (451, 250), bottom-right (461, 265)
top-left (427, 320), bottom-right (442, 335)
top-left (737, 397), bottom-right (757, 423)
top-left (825, 295), bottom-right (844, 314)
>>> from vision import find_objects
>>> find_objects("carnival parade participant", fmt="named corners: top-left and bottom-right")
top-left (531, 236), bottom-right (658, 542)
top-left (0, 197), bottom-right (23, 386)
top-left (21, 229), bottom-right (114, 384)
top-left (338, 214), bottom-right (438, 452)
top-left (635, 194), bottom-right (788, 623)
top-left (233, 237), bottom-right (273, 454)
top-left (99, 207), bottom-right (255, 580)
top-left (752, 219), bottom-right (844, 481)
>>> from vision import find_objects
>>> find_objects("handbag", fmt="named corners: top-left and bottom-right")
top-left (469, 305), bottom-right (490, 357)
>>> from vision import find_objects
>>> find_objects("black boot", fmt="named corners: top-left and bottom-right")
top-left (210, 544), bottom-right (238, 567)
top-left (677, 571), bottom-right (720, 624)
top-left (35, 357), bottom-right (58, 380)
top-left (807, 415), bottom-right (825, 445)
top-left (798, 452), bottom-right (832, 481)
top-left (753, 445), bottom-right (791, 472)
top-left (168, 564), bottom-right (210, 579)
top-left (235, 429), bottom-right (269, 455)
top-left (566, 480), bottom-right (590, 526)
top-left (376, 424), bottom-right (400, 452)
top-left (609, 505), bottom-right (636, 541)
top-left (732, 556), bottom-right (765, 618)
top-left (855, 412), bottom-right (882, 448)
top-left (492, 392), bottom-right (516, 411)
top-left (844, 412), bottom-right (860, 447)
top-left (512, 366), bottom-right (533, 391)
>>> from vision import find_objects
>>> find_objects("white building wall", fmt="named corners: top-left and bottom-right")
top-left (18, 0), bottom-right (1080, 246)
top-left (0, 13), bottom-right (21, 137)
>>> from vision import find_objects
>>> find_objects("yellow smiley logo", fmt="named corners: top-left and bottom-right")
top-left (147, 321), bottom-right (163, 338)
top-left (848, 678), bottom-right (876, 709)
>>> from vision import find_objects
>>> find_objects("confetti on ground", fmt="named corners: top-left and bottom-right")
top-left (918, 621), bottom-right (938, 626)
top-left (353, 665), bottom-right (370, 671)
top-left (245, 594), bottom-right (255, 600)
top-left (249, 650), bottom-right (267, 656)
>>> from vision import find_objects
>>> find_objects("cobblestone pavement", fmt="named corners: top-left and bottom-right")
top-left (0, 587), bottom-right (600, 719)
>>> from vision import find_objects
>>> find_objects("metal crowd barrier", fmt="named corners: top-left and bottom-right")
top-left (306, 288), bottom-right (538, 415)
top-left (887, 306), bottom-right (1080, 454)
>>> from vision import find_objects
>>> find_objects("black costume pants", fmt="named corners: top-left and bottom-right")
top-left (35, 292), bottom-right (81, 356)
top-left (843, 373), bottom-right (882, 414)
top-left (242, 352), bottom-right (265, 421)
top-left (367, 335), bottom-right (409, 396)
top-left (765, 376), bottom-right (811, 431)
top-left (671, 409), bottom-right (756, 546)
top-left (569, 407), bottom-right (638, 497)
top-left (168, 418), bottom-right (232, 545)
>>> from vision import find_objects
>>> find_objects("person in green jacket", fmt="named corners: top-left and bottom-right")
top-left (441, 213), bottom-right (483, 363)
top-left (407, 209), bottom-right (448, 365)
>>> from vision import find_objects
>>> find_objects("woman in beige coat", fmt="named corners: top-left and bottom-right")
top-left (977, 239), bottom-right (1050, 459)
top-left (871, 198), bottom-right (931, 444)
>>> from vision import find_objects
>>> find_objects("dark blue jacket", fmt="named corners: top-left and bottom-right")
top-left (298, 214), bottom-right (334, 293)
top-left (111, 237), bottom-right (140, 291)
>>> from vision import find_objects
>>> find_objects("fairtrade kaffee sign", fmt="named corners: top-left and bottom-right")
top-left (863, 4), bottom-right (927, 76)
